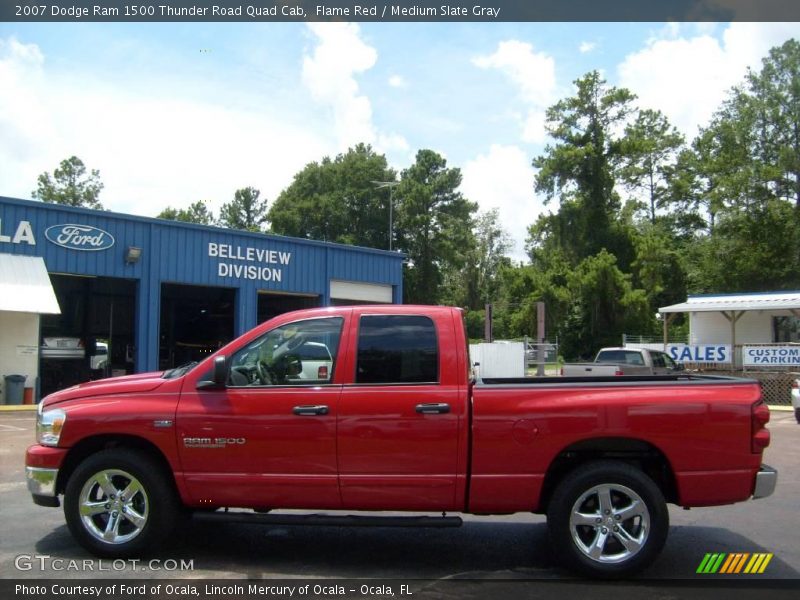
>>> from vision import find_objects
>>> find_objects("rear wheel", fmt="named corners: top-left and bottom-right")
top-left (547, 460), bottom-right (669, 577)
top-left (64, 449), bottom-right (178, 557)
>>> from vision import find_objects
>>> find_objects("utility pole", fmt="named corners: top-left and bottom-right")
top-left (372, 180), bottom-right (399, 251)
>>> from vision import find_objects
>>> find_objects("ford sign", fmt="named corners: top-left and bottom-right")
top-left (45, 224), bottom-right (115, 251)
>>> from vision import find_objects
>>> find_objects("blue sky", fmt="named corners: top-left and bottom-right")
top-left (1, 21), bottom-right (799, 259)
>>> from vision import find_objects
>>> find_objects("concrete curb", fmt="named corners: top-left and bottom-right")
top-left (769, 405), bottom-right (794, 412)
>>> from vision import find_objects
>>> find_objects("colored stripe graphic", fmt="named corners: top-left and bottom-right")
top-left (744, 553), bottom-right (774, 574)
top-left (698, 553), bottom-right (727, 573)
top-left (699, 552), bottom-right (773, 574)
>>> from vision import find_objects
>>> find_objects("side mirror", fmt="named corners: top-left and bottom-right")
top-left (197, 355), bottom-right (228, 390)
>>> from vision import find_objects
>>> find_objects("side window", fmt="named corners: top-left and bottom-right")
top-left (663, 353), bottom-right (678, 370)
top-left (623, 351), bottom-right (645, 366)
top-left (356, 315), bottom-right (438, 384)
top-left (228, 317), bottom-right (343, 386)
top-left (651, 352), bottom-right (666, 368)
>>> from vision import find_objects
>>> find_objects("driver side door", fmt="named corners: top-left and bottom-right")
top-left (176, 316), bottom-right (347, 509)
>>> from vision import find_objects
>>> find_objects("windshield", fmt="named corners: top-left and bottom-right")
top-left (162, 361), bottom-right (199, 379)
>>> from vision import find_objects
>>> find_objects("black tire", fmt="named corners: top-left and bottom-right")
top-left (546, 460), bottom-right (669, 578)
top-left (794, 407), bottom-right (800, 424)
top-left (64, 448), bottom-right (179, 557)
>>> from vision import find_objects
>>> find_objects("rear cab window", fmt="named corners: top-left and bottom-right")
top-left (355, 315), bottom-right (439, 384)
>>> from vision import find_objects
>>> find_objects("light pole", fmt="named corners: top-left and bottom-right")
top-left (373, 180), bottom-right (399, 251)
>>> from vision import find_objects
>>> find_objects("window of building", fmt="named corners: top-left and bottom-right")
top-left (773, 316), bottom-right (800, 343)
top-left (355, 315), bottom-right (438, 384)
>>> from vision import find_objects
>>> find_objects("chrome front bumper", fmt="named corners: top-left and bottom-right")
top-left (753, 465), bottom-right (778, 499)
top-left (26, 466), bottom-right (58, 497)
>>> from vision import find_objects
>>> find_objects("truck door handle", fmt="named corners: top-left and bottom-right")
top-left (415, 403), bottom-right (450, 414)
top-left (293, 405), bottom-right (329, 416)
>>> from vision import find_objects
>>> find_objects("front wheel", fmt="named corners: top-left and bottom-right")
top-left (64, 449), bottom-right (179, 557)
top-left (546, 460), bottom-right (669, 578)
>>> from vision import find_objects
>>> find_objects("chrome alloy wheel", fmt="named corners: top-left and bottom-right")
top-left (569, 483), bottom-right (650, 564)
top-left (78, 469), bottom-right (149, 544)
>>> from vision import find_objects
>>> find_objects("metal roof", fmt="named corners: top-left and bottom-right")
top-left (660, 291), bottom-right (800, 314)
top-left (0, 253), bottom-right (60, 314)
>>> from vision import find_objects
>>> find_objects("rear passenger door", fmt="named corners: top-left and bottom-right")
top-left (337, 312), bottom-right (464, 511)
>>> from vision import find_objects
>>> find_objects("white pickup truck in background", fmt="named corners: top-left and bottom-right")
top-left (561, 347), bottom-right (683, 376)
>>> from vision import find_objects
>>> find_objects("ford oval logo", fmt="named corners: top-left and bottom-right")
top-left (45, 224), bottom-right (115, 251)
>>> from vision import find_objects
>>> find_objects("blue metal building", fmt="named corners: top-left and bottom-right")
top-left (0, 196), bottom-right (403, 401)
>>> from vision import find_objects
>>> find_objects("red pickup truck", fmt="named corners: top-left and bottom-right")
top-left (26, 305), bottom-right (776, 577)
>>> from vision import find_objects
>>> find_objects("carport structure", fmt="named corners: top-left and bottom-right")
top-left (659, 291), bottom-right (800, 368)
top-left (658, 292), bottom-right (800, 406)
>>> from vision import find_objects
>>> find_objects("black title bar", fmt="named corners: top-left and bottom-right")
top-left (3, 0), bottom-right (800, 22)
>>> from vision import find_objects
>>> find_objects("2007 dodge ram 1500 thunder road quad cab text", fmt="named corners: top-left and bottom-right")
top-left (26, 305), bottom-right (777, 577)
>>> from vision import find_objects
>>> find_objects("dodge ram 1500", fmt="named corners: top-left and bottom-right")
top-left (26, 305), bottom-right (777, 577)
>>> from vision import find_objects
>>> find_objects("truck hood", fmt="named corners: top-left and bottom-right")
top-left (43, 372), bottom-right (168, 406)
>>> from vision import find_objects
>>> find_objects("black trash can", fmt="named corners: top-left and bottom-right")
top-left (4, 375), bottom-right (26, 405)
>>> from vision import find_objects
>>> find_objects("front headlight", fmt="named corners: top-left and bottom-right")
top-left (36, 407), bottom-right (66, 446)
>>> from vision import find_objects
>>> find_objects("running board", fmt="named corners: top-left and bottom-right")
top-left (193, 511), bottom-right (463, 528)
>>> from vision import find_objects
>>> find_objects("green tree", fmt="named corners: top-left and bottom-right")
top-left (157, 200), bottom-right (214, 225)
top-left (686, 200), bottom-right (800, 293)
top-left (673, 39), bottom-right (800, 294)
top-left (744, 39), bottom-right (800, 208)
top-left (395, 149), bottom-right (477, 304)
top-left (619, 109), bottom-right (685, 223)
top-left (532, 71), bottom-right (636, 263)
top-left (562, 250), bottom-right (651, 358)
top-left (32, 156), bottom-right (104, 209)
top-left (441, 209), bottom-right (512, 310)
top-left (219, 187), bottom-right (269, 232)
top-left (269, 143), bottom-right (396, 248)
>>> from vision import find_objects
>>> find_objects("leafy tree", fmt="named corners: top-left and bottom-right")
top-left (395, 149), bottom-right (477, 304)
top-left (157, 201), bottom-right (214, 225)
top-left (744, 39), bottom-right (800, 208)
top-left (219, 187), bottom-right (269, 232)
top-left (441, 209), bottom-right (512, 310)
top-left (619, 109), bottom-right (684, 223)
top-left (269, 144), bottom-right (396, 248)
top-left (532, 71), bottom-right (636, 263)
top-left (32, 156), bottom-right (104, 209)
top-left (562, 251), bottom-right (651, 357)
top-left (686, 200), bottom-right (800, 293)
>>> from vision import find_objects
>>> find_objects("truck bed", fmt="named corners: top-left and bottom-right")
top-left (478, 374), bottom-right (753, 386)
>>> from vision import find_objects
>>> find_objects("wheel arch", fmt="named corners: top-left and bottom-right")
top-left (56, 435), bottom-right (178, 497)
top-left (538, 437), bottom-right (678, 513)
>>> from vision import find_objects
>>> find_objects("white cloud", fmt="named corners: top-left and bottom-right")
top-left (461, 144), bottom-right (544, 262)
top-left (302, 23), bottom-right (407, 157)
top-left (579, 41), bottom-right (596, 54)
top-left (473, 40), bottom-right (557, 144)
top-left (0, 36), bottom-right (330, 217)
top-left (522, 109), bottom-right (548, 145)
top-left (618, 22), bottom-right (800, 138)
top-left (388, 74), bottom-right (406, 88)
top-left (302, 23), bottom-right (378, 148)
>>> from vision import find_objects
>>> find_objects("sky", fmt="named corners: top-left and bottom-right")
top-left (1, 21), bottom-right (799, 260)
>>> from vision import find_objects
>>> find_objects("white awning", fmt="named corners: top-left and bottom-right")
top-left (0, 253), bottom-right (61, 314)
top-left (660, 291), bottom-right (800, 314)
top-left (330, 280), bottom-right (393, 303)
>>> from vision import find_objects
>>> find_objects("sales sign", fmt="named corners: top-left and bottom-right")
top-left (668, 344), bottom-right (732, 364)
top-left (742, 346), bottom-right (800, 366)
